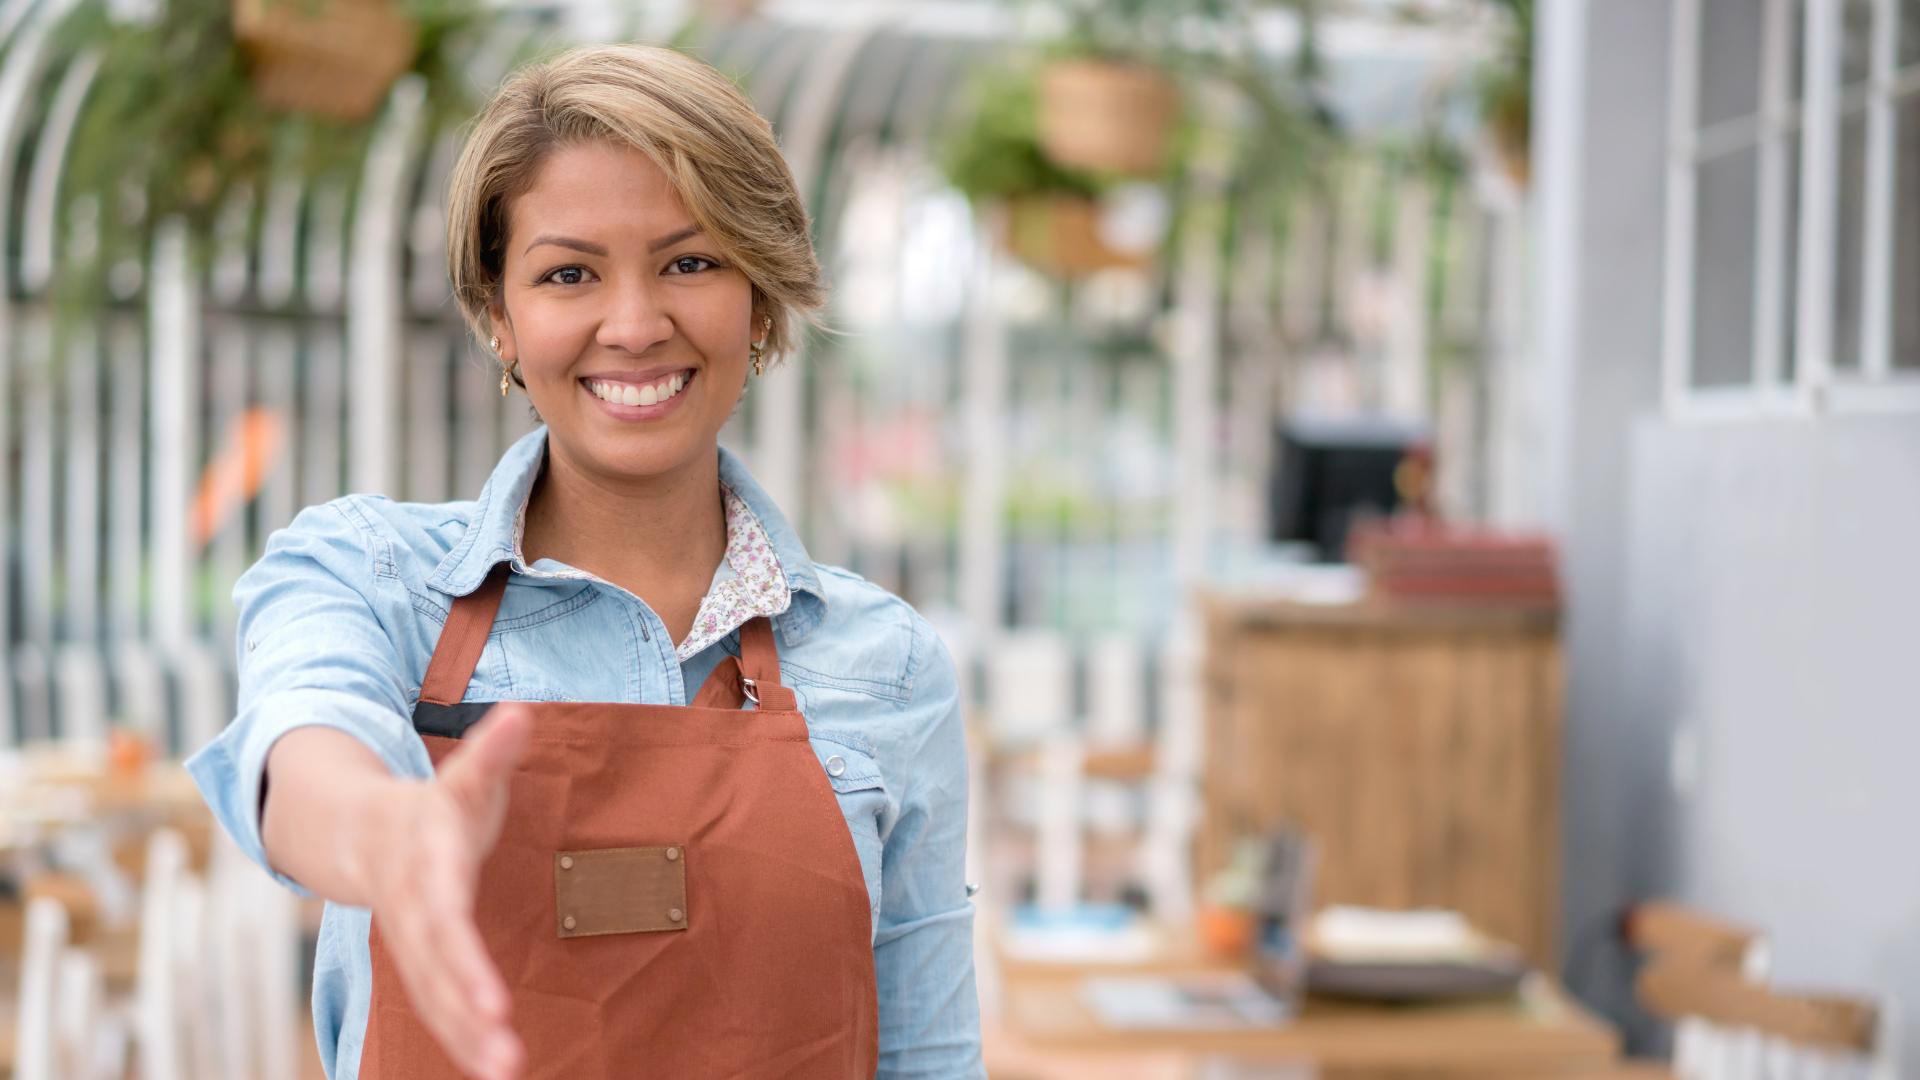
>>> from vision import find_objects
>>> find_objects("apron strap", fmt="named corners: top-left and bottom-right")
top-left (689, 617), bottom-right (794, 712)
top-left (418, 563), bottom-right (510, 706)
top-left (423, 566), bottom-right (795, 713)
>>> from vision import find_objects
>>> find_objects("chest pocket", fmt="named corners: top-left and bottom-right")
top-left (809, 732), bottom-right (887, 936)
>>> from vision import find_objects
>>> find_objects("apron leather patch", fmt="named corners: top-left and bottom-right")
top-left (553, 846), bottom-right (689, 938)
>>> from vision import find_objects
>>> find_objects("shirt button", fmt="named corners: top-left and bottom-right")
top-left (562, 916), bottom-right (577, 931)
top-left (825, 755), bottom-right (846, 777)
top-left (664, 847), bottom-right (680, 861)
top-left (559, 856), bottom-right (574, 870)
top-left (668, 908), bottom-right (684, 923)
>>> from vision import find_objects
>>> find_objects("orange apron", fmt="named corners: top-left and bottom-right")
top-left (360, 566), bottom-right (880, 1078)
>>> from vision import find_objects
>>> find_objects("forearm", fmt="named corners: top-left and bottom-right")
top-left (261, 726), bottom-right (412, 906)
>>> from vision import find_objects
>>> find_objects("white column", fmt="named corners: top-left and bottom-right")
top-left (0, 0), bottom-right (80, 741)
top-left (1385, 176), bottom-right (1434, 423)
top-left (1170, 200), bottom-right (1221, 606)
top-left (348, 76), bottom-right (426, 496)
top-left (149, 219), bottom-right (199, 646)
top-left (958, 209), bottom-right (1007, 640)
top-left (1531, 0), bottom-right (1587, 529)
top-left (748, 25), bottom-right (877, 519)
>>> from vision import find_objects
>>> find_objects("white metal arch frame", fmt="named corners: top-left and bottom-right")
top-left (0, 0), bottom-right (85, 742)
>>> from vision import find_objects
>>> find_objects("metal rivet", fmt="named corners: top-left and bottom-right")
top-left (668, 908), bottom-right (684, 923)
top-left (825, 755), bottom-right (846, 777)
top-left (562, 915), bottom-right (576, 931)
top-left (559, 855), bottom-right (574, 870)
top-left (665, 847), bottom-right (680, 861)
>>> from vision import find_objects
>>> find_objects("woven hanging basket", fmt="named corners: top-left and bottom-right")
top-left (997, 195), bottom-right (1147, 279)
top-left (232, 0), bottom-right (419, 122)
top-left (1037, 58), bottom-right (1179, 177)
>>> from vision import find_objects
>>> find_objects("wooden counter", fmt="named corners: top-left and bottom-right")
top-left (1200, 593), bottom-right (1563, 969)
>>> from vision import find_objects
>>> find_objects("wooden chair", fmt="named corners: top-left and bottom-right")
top-left (1628, 902), bottom-right (1897, 1080)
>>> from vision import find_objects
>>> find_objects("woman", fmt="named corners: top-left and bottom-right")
top-left (188, 43), bottom-right (983, 1080)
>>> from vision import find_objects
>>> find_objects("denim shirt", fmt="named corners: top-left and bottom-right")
top-left (185, 427), bottom-right (985, 1079)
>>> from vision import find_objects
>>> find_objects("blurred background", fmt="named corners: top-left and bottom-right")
top-left (0, 0), bottom-right (1914, 1077)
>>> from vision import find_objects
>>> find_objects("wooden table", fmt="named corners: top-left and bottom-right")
top-left (990, 929), bottom-right (1622, 1079)
top-left (1000, 973), bottom-right (1619, 1078)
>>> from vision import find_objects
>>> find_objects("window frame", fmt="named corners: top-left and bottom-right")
top-left (1664, 0), bottom-right (1920, 418)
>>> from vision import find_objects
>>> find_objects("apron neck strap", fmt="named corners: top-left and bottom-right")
top-left (419, 563), bottom-right (510, 706)
top-left (733, 616), bottom-right (795, 712)
top-left (422, 565), bottom-right (796, 713)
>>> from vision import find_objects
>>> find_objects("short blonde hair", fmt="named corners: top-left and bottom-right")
top-left (445, 44), bottom-right (824, 366)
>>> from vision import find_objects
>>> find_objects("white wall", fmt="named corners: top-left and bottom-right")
top-left (1552, 0), bottom-right (1920, 1060)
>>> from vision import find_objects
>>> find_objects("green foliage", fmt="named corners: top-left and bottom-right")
top-left (938, 62), bottom-right (1105, 204)
top-left (50, 0), bottom-right (490, 318)
top-left (1475, 0), bottom-right (1531, 156)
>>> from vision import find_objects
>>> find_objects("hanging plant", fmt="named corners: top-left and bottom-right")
top-left (1476, 0), bottom-right (1531, 187)
top-left (232, 0), bottom-right (420, 122)
top-left (49, 0), bottom-right (490, 319)
top-left (940, 63), bottom-right (1147, 278)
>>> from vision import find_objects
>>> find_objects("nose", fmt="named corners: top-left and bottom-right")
top-left (595, 275), bottom-right (674, 355)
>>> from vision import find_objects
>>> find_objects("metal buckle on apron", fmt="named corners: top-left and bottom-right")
top-left (739, 677), bottom-right (759, 705)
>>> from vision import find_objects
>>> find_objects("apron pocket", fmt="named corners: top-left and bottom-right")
top-left (553, 845), bottom-right (689, 937)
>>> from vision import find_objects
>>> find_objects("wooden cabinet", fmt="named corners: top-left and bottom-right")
top-left (1200, 596), bottom-right (1563, 969)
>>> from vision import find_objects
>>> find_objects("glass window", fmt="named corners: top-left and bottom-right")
top-left (1693, 148), bottom-right (1762, 387)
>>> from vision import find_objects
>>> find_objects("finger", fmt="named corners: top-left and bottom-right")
top-left (442, 705), bottom-right (533, 803)
top-left (468, 704), bottom-right (534, 779)
top-left (390, 902), bottom-right (501, 1078)
top-left (419, 903), bottom-right (523, 1080)
top-left (431, 880), bottom-right (511, 1023)
top-left (419, 844), bottom-right (520, 1069)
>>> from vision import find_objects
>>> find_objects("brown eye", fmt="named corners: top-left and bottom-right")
top-left (667, 256), bottom-right (716, 275)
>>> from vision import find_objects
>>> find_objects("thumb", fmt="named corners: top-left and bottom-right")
top-left (442, 704), bottom-right (533, 801)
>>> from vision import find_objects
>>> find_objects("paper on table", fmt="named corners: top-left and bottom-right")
top-left (1080, 973), bottom-right (1291, 1031)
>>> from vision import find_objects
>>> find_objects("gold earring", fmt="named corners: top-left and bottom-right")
top-left (499, 360), bottom-right (516, 397)
top-left (749, 315), bottom-right (772, 376)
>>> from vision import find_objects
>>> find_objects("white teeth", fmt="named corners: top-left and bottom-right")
top-left (589, 371), bottom-right (690, 407)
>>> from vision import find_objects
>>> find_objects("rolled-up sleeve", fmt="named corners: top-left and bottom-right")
top-left (185, 499), bottom-right (432, 896)
top-left (872, 618), bottom-right (985, 1078)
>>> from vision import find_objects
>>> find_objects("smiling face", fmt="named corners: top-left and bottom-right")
top-left (488, 140), bottom-right (762, 485)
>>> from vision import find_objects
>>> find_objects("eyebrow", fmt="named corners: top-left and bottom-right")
top-left (523, 235), bottom-right (608, 258)
top-left (646, 225), bottom-right (703, 253)
top-left (521, 226), bottom-right (704, 258)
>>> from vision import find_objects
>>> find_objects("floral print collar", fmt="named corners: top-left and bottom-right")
top-left (676, 482), bottom-right (791, 660)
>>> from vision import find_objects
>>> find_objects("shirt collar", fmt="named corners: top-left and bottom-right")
top-left (427, 426), bottom-right (827, 645)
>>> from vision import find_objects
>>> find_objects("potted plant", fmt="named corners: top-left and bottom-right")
top-left (1034, 0), bottom-right (1189, 176)
top-left (50, 0), bottom-right (487, 316)
top-left (232, 0), bottom-right (421, 122)
top-left (1476, 0), bottom-right (1531, 188)
top-left (940, 65), bottom-right (1148, 278)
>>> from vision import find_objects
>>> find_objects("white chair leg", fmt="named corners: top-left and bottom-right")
top-left (174, 876), bottom-right (221, 1080)
top-left (135, 828), bottom-right (188, 1080)
top-left (1034, 734), bottom-right (1084, 913)
top-left (14, 896), bottom-right (72, 1080)
top-left (254, 870), bottom-right (301, 1079)
top-left (55, 950), bottom-right (104, 1080)
top-left (210, 835), bottom-right (253, 1080)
